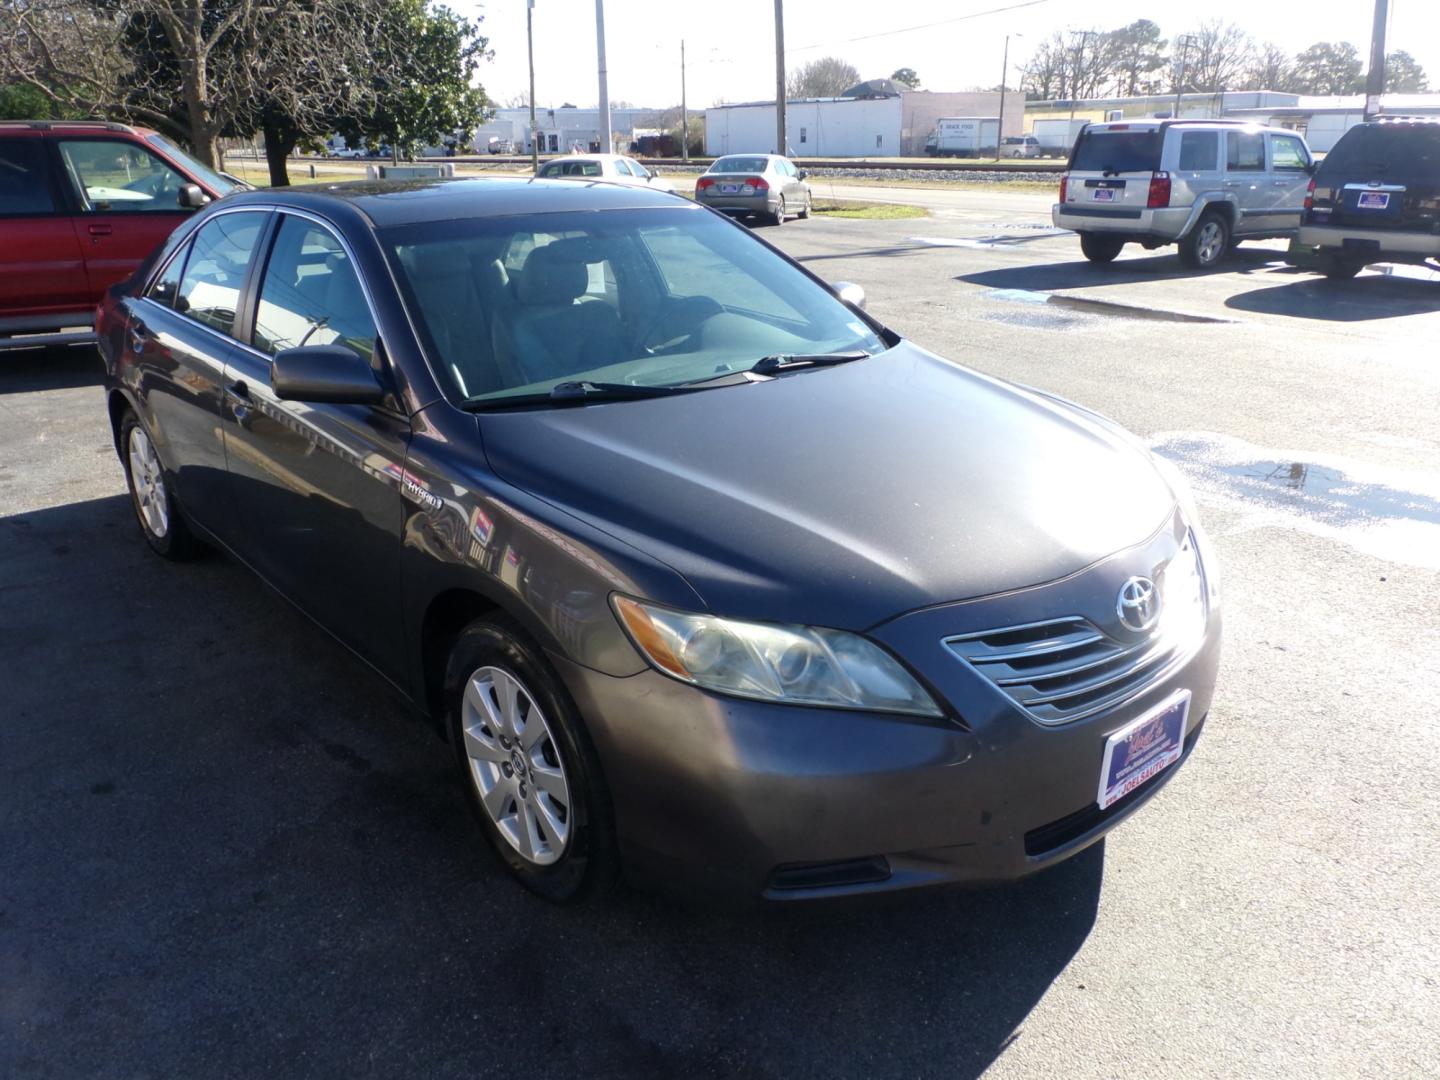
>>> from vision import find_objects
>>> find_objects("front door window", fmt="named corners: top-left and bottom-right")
top-left (58, 139), bottom-right (191, 213)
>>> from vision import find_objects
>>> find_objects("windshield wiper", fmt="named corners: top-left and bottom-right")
top-left (548, 380), bottom-right (706, 402)
top-left (750, 351), bottom-right (870, 376)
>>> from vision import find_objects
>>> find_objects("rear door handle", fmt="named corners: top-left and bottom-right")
top-left (87, 224), bottom-right (113, 237)
top-left (128, 318), bottom-right (147, 353)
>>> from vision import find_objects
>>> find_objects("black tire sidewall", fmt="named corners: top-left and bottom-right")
top-left (444, 617), bottom-right (617, 902)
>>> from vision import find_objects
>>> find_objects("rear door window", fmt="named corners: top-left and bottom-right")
top-left (1226, 132), bottom-right (1265, 172)
top-left (0, 139), bottom-right (57, 215)
top-left (1070, 130), bottom-right (1161, 173)
top-left (175, 211), bottom-right (268, 335)
top-left (1177, 131), bottom-right (1219, 172)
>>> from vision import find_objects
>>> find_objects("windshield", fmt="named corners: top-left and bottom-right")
top-left (711, 156), bottom-right (771, 174)
top-left (380, 206), bottom-right (885, 405)
top-left (145, 134), bottom-right (239, 195)
top-left (1318, 124), bottom-right (1440, 181)
top-left (1070, 129), bottom-right (1161, 173)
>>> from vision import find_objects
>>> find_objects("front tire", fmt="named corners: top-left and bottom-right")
top-left (1079, 233), bottom-right (1125, 263)
top-left (1179, 212), bottom-right (1230, 269)
top-left (445, 615), bottom-right (618, 902)
top-left (1322, 257), bottom-right (1364, 280)
top-left (119, 411), bottom-right (200, 560)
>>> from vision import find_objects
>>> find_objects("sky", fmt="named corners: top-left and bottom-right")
top-left (461, 0), bottom-right (1440, 111)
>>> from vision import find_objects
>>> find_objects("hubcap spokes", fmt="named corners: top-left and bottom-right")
top-left (128, 428), bottom-right (169, 538)
top-left (461, 666), bottom-right (571, 866)
top-left (1198, 223), bottom-right (1224, 264)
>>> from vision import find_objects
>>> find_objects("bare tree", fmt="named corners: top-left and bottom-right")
top-left (786, 56), bottom-right (860, 99)
top-left (0, 0), bottom-right (383, 168)
top-left (1244, 42), bottom-right (1293, 91)
top-left (1180, 20), bottom-right (1253, 93)
top-left (1017, 34), bottom-right (1067, 100)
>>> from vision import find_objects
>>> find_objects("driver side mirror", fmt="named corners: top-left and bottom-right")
top-left (796, 170), bottom-right (808, 181)
top-left (178, 183), bottom-right (211, 209)
top-left (272, 344), bottom-right (385, 405)
top-left (830, 281), bottom-right (867, 311)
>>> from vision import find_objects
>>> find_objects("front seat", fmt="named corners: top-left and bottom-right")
top-left (491, 240), bottom-right (627, 387)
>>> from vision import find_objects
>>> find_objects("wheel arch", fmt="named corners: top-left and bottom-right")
top-left (1180, 195), bottom-right (1237, 236)
top-left (418, 586), bottom-right (504, 730)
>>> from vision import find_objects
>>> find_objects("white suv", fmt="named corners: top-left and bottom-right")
top-left (1052, 120), bottom-right (1315, 268)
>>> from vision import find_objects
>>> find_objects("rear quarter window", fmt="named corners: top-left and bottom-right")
top-left (1070, 130), bottom-right (1161, 173)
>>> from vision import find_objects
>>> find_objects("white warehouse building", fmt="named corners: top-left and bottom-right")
top-left (705, 88), bottom-right (1019, 157)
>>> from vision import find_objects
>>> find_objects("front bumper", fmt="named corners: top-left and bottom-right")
top-left (1053, 202), bottom-right (1191, 240)
top-left (557, 516), bottom-right (1221, 902)
top-left (1298, 222), bottom-right (1440, 257)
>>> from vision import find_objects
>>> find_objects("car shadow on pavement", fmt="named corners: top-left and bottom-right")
top-left (0, 344), bottom-right (104, 395)
top-left (0, 494), bottom-right (1102, 1080)
top-left (1225, 274), bottom-right (1440, 322)
top-left (958, 248), bottom-right (1283, 291)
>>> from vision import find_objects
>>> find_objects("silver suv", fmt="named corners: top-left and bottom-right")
top-left (1053, 120), bottom-right (1315, 268)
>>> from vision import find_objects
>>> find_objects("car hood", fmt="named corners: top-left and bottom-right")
top-left (480, 343), bottom-right (1175, 630)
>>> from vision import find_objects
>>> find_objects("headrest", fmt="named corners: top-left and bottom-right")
top-left (517, 241), bottom-right (590, 305)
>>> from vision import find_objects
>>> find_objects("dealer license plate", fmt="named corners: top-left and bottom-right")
top-left (1097, 690), bottom-right (1190, 810)
top-left (1357, 191), bottom-right (1390, 210)
top-left (1092, 187), bottom-right (1117, 202)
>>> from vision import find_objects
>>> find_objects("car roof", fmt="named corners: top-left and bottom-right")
top-left (0, 120), bottom-right (158, 139)
top-left (221, 175), bottom-right (686, 228)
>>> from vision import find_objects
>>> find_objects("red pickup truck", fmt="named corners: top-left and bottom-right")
top-left (1, 120), bottom-right (240, 349)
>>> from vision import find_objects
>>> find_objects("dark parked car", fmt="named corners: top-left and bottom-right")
top-left (1299, 118), bottom-right (1440, 279)
top-left (97, 178), bottom-right (1221, 903)
top-left (695, 154), bottom-right (811, 225)
top-left (0, 120), bottom-right (239, 349)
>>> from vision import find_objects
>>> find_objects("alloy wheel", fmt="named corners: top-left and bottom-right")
top-left (461, 665), bottom-right (572, 866)
top-left (127, 426), bottom-right (169, 539)
top-left (1195, 221), bottom-right (1226, 266)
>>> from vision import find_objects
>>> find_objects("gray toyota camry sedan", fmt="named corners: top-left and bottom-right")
top-left (97, 178), bottom-right (1220, 903)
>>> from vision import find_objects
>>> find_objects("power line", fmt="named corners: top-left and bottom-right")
top-left (788, 0), bottom-right (1053, 55)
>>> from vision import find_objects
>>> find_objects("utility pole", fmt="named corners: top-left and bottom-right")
top-left (527, 0), bottom-right (538, 172)
top-left (1173, 34), bottom-right (1198, 119)
top-left (1364, 0), bottom-right (1389, 118)
top-left (595, 0), bottom-right (612, 153)
top-left (774, 0), bottom-right (786, 155)
top-left (996, 33), bottom-right (1021, 160)
top-left (681, 40), bottom-right (689, 162)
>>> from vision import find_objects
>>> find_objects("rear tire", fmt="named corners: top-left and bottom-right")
top-left (445, 615), bottom-right (619, 903)
top-left (119, 410), bottom-right (201, 561)
top-left (797, 192), bottom-right (812, 219)
top-left (770, 199), bottom-right (786, 227)
top-left (1178, 212), bottom-right (1230, 269)
top-left (1079, 233), bottom-right (1125, 264)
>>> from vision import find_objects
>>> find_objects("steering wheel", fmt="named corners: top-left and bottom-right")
top-left (636, 295), bottom-right (725, 354)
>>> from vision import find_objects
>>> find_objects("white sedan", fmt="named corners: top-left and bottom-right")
top-left (535, 154), bottom-right (675, 194)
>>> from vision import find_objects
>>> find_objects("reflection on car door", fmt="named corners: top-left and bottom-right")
top-left (1266, 133), bottom-right (1313, 230)
top-left (222, 212), bottom-right (409, 680)
top-left (56, 138), bottom-right (194, 298)
top-left (0, 136), bottom-right (89, 320)
top-left (1225, 130), bottom-right (1269, 235)
top-left (126, 209), bottom-right (270, 540)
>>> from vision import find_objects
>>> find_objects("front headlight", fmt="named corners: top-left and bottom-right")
top-left (1157, 532), bottom-right (1209, 651)
top-left (612, 596), bottom-right (944, 718)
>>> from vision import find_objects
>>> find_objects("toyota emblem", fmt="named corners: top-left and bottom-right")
top-left (1116, 576), bottom-right (1161, 632)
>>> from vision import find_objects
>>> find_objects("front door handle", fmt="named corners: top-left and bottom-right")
top-left (128, 318), bottom-right (147, 354)
top-left (87, 224), bottom-right (113, 237)
top-left (225, 380), bottom-right (253, 424)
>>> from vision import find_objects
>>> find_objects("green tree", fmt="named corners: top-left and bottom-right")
top-left (1290, 42), bottom-right (1364, 95)
top-left (340, 0), bottom-right (490, 163)
top-left (0, 82), bottom-right (73, 120)
top-left (1103, 20), bottom-right (1167, 96)
top-left (786, 57), bottom-right (861, 99)
top-left (890, 67), bottom-right (921, 89)
top-left (1385, 50), bottom-right (1429, 93)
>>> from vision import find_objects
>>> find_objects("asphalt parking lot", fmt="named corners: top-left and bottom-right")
top-left (3, 188), bottom-right (1439, 1079)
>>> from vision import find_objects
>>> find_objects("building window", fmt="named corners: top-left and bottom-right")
top-left (800, 127), bottom-right (807, 144)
